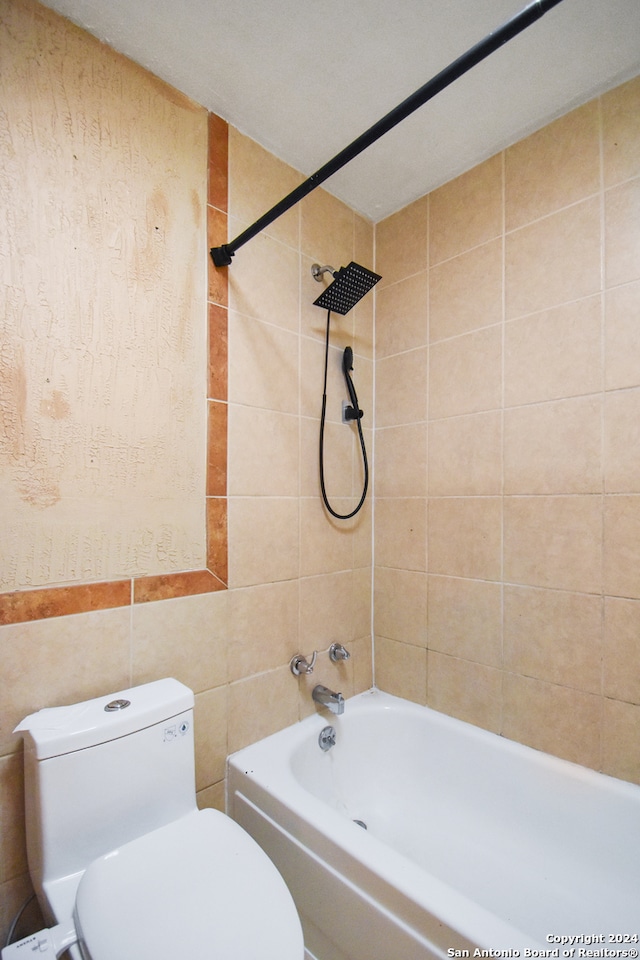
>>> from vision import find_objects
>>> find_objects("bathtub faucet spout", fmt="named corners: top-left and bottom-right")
top-left (312, 684), bottom-right (345, 715)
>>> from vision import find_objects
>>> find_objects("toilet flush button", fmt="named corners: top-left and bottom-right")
top-left (104, 699), bottom-right (131, 712)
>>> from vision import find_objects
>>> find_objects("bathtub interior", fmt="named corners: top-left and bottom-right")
top-left (228, 690), bottom-right (640, 957)
top-left (288, 695), bottom-right (640, 932)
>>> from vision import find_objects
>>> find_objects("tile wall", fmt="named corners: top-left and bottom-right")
top-left (374, 76), bottom-right (640, 786)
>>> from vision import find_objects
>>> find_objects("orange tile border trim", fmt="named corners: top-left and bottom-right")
top-left (133, 568), bottom-right (226, 604)
top-left (0, 569), bottom-right (228, 626)
top-left (0, 580), bottom-right (131, 626)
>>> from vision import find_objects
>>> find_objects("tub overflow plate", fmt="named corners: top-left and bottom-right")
top-left (318, 726), bottom-right (336, 751)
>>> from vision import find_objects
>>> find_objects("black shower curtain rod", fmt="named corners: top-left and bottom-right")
top-left (211, 0), bottom-right (566, 267)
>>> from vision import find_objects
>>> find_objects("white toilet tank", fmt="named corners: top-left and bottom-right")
top-left (18, 679), bottom-right (197, 923)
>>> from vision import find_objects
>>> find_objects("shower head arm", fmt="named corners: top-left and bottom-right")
top-left (210, 0), bottom-right (566, 268)
top-left (311, 264), bottom-right (337, 282)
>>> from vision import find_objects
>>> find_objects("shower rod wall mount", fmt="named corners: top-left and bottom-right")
top-left (210, 0), bottom-right (567, 269)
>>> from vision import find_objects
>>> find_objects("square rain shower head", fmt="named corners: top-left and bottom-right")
top-left (313, 262), bottom-right (381, 315)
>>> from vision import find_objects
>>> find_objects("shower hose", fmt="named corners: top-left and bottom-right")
top-left (319, 309), bottom-right (368, 520)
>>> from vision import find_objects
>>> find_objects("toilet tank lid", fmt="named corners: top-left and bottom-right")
top-left (15, 679), bottom-right (194, 760)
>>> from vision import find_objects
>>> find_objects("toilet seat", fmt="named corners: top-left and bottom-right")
top-left (73, 808), bottom-right (304, 960)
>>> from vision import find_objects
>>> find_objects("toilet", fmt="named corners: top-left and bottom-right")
top-left (7, 678), bottom-right (304, 960)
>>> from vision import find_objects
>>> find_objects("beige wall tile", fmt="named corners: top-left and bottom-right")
top-left (375, 272), bottom-right (428, 358)
top-left (354, 215), bottom-right (374, 274)
top-left (428, 497), bottom-right (501, 581)
top-left (375, 635), bottom-right (427, 704)
top-left (605, 389), bottom-right (640, 493)
top-left (505, 198), bottom-right (601, 319)
top-left (604, 495), bottom-right (640, 599)
top-left (504, 585), bottom-right (602, 693)
top-left (228, 312), bottom-right (299, 413)
top-left (352, 500), bottom-right (373, 570)
top-left (376, 423), bottom-right (427, 498)
top-left (602, 699), bottom-right (640, 785)
top-left (228, 228), bottom-right (300, 331)
top-left (350, 354), bottom-right (373, 432)
top-left (429, 326), bottom-right (502, 420)
top-left (504, 496), bottom-right (602, 594)
top-left (505, 100), bottom-right (600, 231)
top-left (0, 608), bottom-right (131, 756)
top-left (354, 216), bottom-right (376, 359)
top-left (428, 411), bottom-right (502, 497)
top-left (353, 296), bottom-right (374, 362)
top-left (429, 154), bottom-right (502, 265)
top-left (604, 596), bottom-right (640, 705)
top-left (503, 674), bottom-right (601, 769)
top-left (375, 196), bottom-right (428, 288)
top-left (351, 634), bottom-right (374, 694)
top-left (504, 396), bottom-right (602, 495)
top-left (132, 591), bottom-right (228, 692)
top-left (227, 580), bottom-right (299, 682)
top-left (602, 75), bottom-right (640, 188)
top-left (228, 406), bottom-right (299, 497)
top-left (299, 497), bottom-right (356, 576)
top-left (427, 576), bottom-right (502, 667)
top-left (429, 239), bottom-right (502, 342)
top-left (194, 685), bottom-right (228, 790)
top-left (227, 497), bottom-right (299, 587)
top-left (0, 752), bottom-right (26, 884)
top-left (504, 296), bottom-right (602, 406)
top-left (302, 417), bottom-right (353, 499)
top-left (375, 347), bottom-right (428, 427)
top-left (300, 571), bottom-right (360, 649)
top-left (374, 567), bottom-right (428, 647)
top-left (197, 780), bottom-right (225, 812)
top-left (1, 875), bottom-right (43, 947)
top-left (300, 188), bottom-right (355, 267)
top-left (351, 566), bottom-right (372, 640)
top-left (375, 498), bottom-right (427, 572)
top-left (427, 652), bottom-right (502, 733)
top-left (605, 280), bottom-right (640, 390)
top-left (605, 177), bottom-right (640, 288)
top-left (227, 666), bottom-right (298, 753)
top-left (228, 128), bottom-right (301, 248)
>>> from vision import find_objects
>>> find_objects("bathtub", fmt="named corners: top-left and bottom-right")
top-left (227, 689), bottom-right (640, 960)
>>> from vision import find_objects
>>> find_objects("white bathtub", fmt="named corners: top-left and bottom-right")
top-left (227, 689), bottom-right (640, 960)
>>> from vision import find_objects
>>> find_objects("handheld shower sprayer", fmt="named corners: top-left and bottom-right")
top-left (342, 345), bottom-right (353, 374)
top-left (312, 262), bottom-right (380, 520)
top-left (342, 347), bottom-right (363, 422)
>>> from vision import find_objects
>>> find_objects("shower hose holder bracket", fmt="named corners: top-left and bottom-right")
top-left (342, 401), bottom-right (363, 423)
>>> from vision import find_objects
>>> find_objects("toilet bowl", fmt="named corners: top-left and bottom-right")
top-left (5, 679), bottom-right (304, 960)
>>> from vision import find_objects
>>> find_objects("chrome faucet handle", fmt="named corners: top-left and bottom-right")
top-left (329, 642), bottom-right (351, 662)
top-left (290, 651), bottom-right (317, 676)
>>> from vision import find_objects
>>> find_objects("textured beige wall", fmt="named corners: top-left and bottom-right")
top-left (0, 0), bottom-right (207, 590)
top-left (374, 76), bottom-right (640, 787)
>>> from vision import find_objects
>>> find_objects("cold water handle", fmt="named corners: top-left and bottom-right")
top-left (329, 642), bottom-right (351, 662)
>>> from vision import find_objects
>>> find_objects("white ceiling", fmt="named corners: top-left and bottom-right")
top-left (41, 0), bottom-right (640, 222)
